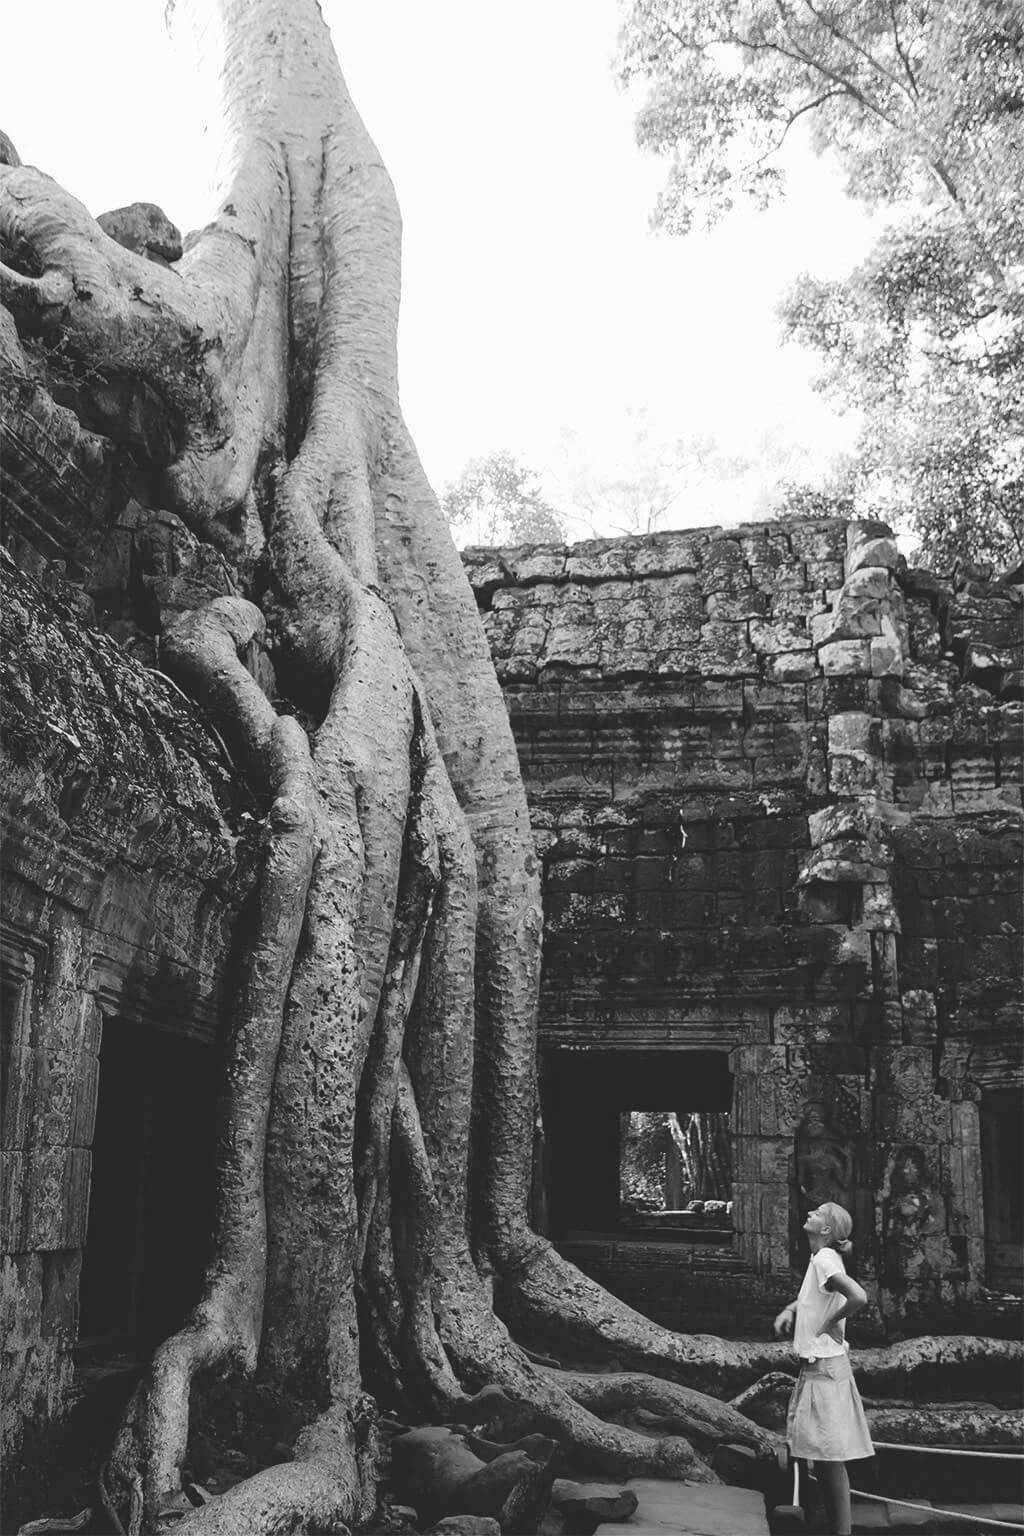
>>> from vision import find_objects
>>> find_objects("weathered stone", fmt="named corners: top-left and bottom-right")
top-left (749, 617), bottom-right (812, 654)
top-left (847, 526), bottom-right (901, 574)
top-left (428, 1520), bottom-right (502, 1536)
top-left (550, 1480), bottom-right (639, 1526)
top-left (871, 626), bottom-right (903, 677)
top-left (4, 501), bottom-right (1020, 1514)
top-left (827, 712), bottom-right (876, 756)
top-left (818, 638), bottom-right (871, 675)
top-left (766, 651), bottom-right (819, 682)
top-left (96, 201), bottom-right (183, 264)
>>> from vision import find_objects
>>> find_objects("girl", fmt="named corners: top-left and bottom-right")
top-left (773, 1201), bottom-right (873, 1535)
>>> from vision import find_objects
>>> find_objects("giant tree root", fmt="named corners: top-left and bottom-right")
top-left (542, 1369), bottom-right (781, 1459)
top-left (865, 1404), bottom-right (1024, 1448)
top-left (147, 1404), bottom-right (379, 1536)
top-left (498, 1242), bottom-right (1024, 1402)
top-left (497, 1241), bottom-right (798, 1395)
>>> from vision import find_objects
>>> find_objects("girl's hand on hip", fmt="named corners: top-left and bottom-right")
top-left (773, 1306), bottom-right (795, 1337)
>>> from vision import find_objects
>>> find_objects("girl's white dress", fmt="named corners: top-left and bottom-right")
top-left (786, 1247), bottom-right (874, 1462)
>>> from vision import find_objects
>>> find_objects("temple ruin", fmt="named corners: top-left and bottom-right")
top-left (2, 423), bottom-right (1022, 1509)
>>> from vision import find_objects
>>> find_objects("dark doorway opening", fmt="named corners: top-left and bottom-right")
top-left (540, 1049), bottom-right (732, 1241)
top-left (980, 1087), bottom-right (1023, 1293)
top-left (78, 1018), bottom-right (219, 1361)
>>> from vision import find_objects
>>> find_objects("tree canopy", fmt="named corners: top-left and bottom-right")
top-left (620, 0), bottom-right (1024, 567)
top-left (782, 222), bottom-right (1024, 569)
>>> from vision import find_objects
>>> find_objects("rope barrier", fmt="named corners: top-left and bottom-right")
top-left (871, 1440), bottom-right (1024, 1461)
top-left (803, 1469), bottom-right (1024, 1532)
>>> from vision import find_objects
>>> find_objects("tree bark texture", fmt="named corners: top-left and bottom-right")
top-left (1, 6), bottom-right (1020, 1533)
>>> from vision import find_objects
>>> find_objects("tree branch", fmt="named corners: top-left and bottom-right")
top-left (797, 0), bottom-right (915, 104)
top-left (767, 0), bottom-right (904, 132)
top-left (887, 0), bottom-right (920, 98)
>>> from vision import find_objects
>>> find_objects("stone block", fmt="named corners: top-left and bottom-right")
top-left (749, 559), bottom-right (808, 592)
top-left (811, 608), bottom-right (875, 648)
top-left (804, 558), bottom-right (845, 587)
top-left (871, 629), bottom-right (903, 677)
top-left (847, 527), bottom-right (900, 574)
top-left (773, 589), bottom-right (830, 621)
top-left (545, 858), bottom-right (595, 894)
top-left (695, 621), bottom-right (758, 677)
top-left (749, 617), bottom-right (812, 654)
top-left (828, 711), bottom-right (877, 755)
top-left (742, 681), bottom-right (807, 723)
top-left (818, 639), bottom-right (872, 675)
top-left (786, 521), bottom-right (848, 563)
top-left (631, 856), bottom-right (673, 893)
top-left (632, 530), bottom-right (708, 577)
top-left (873, 1092), bottom-right (951, 1150)
top-left (705, 589), bottom-right (769, 621)
top-left (829, 752), bottom-right (885, 796)
top-left (766, 651), bottom-right (819, 682)
top-left (505, 549), bottom-right (567, 584)
top-left (97, 201), bottom-right (183, 263)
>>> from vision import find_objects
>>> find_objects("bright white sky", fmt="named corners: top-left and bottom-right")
top-left (1, 0), bottom-right (880, 540)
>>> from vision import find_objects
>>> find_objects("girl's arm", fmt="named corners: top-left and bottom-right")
top-left (824, 1271), bottom-right (867, 1329)
top-left (772, 1300), bottom-right (799, 1336)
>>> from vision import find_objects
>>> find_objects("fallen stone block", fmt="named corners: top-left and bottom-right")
top-left (551, 1479), bottom-right (639, 1532)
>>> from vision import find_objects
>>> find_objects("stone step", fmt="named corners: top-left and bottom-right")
top-left (600, 1477), bottom-right (769, 1535)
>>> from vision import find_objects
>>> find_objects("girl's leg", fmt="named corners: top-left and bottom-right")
top-left (815, 1460), bottom-right (852, 1535)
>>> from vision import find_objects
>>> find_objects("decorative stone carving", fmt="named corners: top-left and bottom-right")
top-left (794, 1099), bottom-right (856, 1211)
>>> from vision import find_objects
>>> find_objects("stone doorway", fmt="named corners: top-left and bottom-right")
top-left (78, 1017), bottom-right (219, 1362)
top-left (539, 1049), bottom-right (733, 1241)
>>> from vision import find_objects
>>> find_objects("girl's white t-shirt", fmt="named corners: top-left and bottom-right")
top-left (793, 1246), bottom-right (849, 1360)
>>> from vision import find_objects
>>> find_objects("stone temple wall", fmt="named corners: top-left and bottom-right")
top-left (462, 518), bottom-right (1022, 1336)
top-left (1, 548), bottom-right (249, 1504)
top-left (0, 506), bottom-right (1020, 1508)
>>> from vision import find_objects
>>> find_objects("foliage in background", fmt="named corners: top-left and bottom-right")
top-left (441, 449), bottom-right (567, 546)
top-left (620, 0), bottom-right (1024, 568)
top-left (443, 409), bottom-right (828, 548)
top-left (551, 409), bottom-right (755, 537)
top-left (782, 227), bottom-right (1024, 569)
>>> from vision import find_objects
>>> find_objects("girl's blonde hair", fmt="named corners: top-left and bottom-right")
top-left (819, 1201), bottom-right (854, 1254)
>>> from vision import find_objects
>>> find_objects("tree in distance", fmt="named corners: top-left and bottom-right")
top-left (620, 0), bottom-right (1024, 567)
top-left (442, 450), bottom-right (567, 546)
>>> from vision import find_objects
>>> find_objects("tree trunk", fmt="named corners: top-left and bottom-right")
top-left (1, 7), bottom-right (1019, 1533)
top-left (672, 1112), bottom-right (731, 1204)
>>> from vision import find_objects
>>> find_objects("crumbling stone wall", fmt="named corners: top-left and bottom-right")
top-left (0, 549), bottom-right (251, 1505)
top-left (463, 518), bottom-right (1022, 1335)
top-left (1, 502), bottom-right (1019, 1504)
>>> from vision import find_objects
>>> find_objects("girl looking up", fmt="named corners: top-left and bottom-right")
top-left (773, 1201), bottom-right (873, 1534)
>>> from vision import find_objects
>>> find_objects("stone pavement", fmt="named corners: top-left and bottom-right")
top-left (595, 1478), bottom-right (1024, 1534)
top-left (849, 1493), bottom-right (1024, 1530)
top-left (600, 1477), bottom-right (769, 1535)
